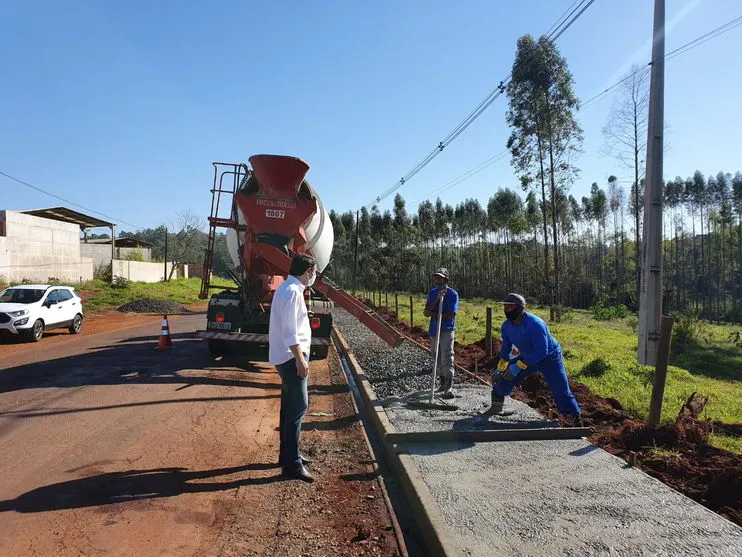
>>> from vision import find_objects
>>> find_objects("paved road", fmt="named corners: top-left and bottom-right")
top-left (0, 314), bottom-right (401, 556)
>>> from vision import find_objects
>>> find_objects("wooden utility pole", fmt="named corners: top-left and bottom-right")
top-left (638, 0), bottom-right (665, 365)
top-left (648, 316), bottom-right (674, 427)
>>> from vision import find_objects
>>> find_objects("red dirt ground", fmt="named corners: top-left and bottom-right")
top-left (367, 302), bottom-right (742, 527)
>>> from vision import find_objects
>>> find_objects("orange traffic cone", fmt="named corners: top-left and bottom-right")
top-left (156, 314), bottom-right (173, 351)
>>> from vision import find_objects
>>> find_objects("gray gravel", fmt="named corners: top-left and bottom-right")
top-left (333, 308), bottom-right (742, 556)
top-left (117, 298), bottom-right (190, 314)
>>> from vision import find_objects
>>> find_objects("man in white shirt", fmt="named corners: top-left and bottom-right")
top-left (269, 253), bottom-right (317, 482)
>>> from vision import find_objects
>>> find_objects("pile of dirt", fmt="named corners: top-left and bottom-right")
top-left (364, 300), bottom-right (742, 526)
top-left (117, 298), bottom-right (190, 314)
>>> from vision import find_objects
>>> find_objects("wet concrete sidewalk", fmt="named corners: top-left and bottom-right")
top-left (384, 384), bottom-right (742, 557)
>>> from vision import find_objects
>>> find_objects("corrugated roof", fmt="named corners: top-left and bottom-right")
top-left (22, 207), bottom-right (113, 229)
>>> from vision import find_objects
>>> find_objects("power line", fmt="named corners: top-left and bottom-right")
top-left (394, 11), bottom-right (742, 211)
top-left (0, 170), bottom-right (144, 230)
top-left (412, 151), bottom-right (509, 206)
top-left (582, 14), bottom-right (742, 110)
top-left (364, 0), bottom-right (598, 209)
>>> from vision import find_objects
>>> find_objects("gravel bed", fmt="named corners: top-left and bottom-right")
top-left (333, 308), bottom-right (445, 401)
top-left (117, 298), bottom-right (191, 314)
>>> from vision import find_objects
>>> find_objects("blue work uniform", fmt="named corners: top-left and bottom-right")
top-left (493, 312), bottom-right (580, 416)
top-left (425, 287), bottom-right (459, 381)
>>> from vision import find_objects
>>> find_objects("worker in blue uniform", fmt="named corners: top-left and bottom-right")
top-left (483, 293), bottom-right (583, 427)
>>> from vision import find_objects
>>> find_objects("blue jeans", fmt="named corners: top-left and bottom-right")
top-left (492, 351), bottom-right (581, 416)
top-left (276, 357), bottom-right (309, 471)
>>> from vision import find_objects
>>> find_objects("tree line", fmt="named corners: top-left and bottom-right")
top-left (326, 34), bottom-right (742, 324)
top-left (327, 169), bottom-right (742, 324)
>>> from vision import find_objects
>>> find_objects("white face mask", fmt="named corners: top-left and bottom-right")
top-left (305, 273), bottom-right (316, 288)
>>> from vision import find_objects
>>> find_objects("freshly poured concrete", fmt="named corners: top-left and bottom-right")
top-left (383, 385), bottom-right (742, 557)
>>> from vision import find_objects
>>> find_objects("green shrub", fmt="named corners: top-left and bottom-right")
top-left (591, 303), bottom-right (630, 320)
top-left (111, 275), bottom-right (132, 289)
top-left (672, 310), bottom-right (711, 347)
top-left (580, 357), bottom-right (612, 377)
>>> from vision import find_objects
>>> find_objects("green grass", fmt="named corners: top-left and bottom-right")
top-left (77, 277), bottom-right (233, 312)
top-left (361, 289), bottom-right (742, 453)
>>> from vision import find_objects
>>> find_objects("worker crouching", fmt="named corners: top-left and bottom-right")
top-left (483, 293), bottom-right (584, 427)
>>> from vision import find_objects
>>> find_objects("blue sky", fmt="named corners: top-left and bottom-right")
top-left (2, 0), bottom-right (741, 233)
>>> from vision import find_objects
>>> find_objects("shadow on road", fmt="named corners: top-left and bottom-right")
top-left (0, 464), bottom-right (285, 513)
top-left (0, 336), bottom-right (280, 394)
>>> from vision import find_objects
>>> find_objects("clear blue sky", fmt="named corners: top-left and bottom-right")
top-left (2, 0), bottom-right (740, 233)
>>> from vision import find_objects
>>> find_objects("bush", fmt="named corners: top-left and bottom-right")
top-left (627, 316), bottom-right (639, 334)
top-left (591, 303), bottom-right (630, 320)
top-left (580, 357), bottom-right (612, 377)
top-left (111, 275), bottom-right (132, 289)
top-left (94, 263), bottom-right (112, 282)
top-left (47, 276), bottom-right (61, 285)
top-left (549, 305), bottom-right (573, 322)
top-left (124, 249), bottom-right (145, 262)
top-left (672, 311), bottom-right (710, 347)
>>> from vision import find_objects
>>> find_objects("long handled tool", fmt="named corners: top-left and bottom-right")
top-left (407, 290), bottom-right (458, 411)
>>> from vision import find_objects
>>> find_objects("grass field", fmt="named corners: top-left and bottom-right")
top-left (359, 289), bottom-right (742, 453)
top-left (77, 277), bottom-right (235, 311)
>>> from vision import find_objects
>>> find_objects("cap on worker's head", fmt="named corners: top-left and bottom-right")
top-left (432, 267), bottom-right (449, 280)
top-left (503, 293), bottom-right (526, 307)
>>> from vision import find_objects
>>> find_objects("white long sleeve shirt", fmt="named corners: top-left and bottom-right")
top-left (268, 275), bottom-right (311, 365)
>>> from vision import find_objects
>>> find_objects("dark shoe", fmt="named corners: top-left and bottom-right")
top-left (283, 464), bottom-right (314, 483)
top-left (564, 414), bottom-right (585, 428)
top-left (441, 385), bottom-right (455, 399)
top-left (481, 392), bottom-right (505, 416)
top-left (276, 453), bottom-right (312, 466)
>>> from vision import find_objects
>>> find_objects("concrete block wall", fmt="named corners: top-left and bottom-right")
top-left (112, 260), bottom-right (189, 283)
top-left (0, 211), bottom-right (94, 284)
top-left (80, 243), bottom-right (153, 268)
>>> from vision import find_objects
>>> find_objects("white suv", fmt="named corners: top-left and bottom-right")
top-left (0, 284), bottom-right (84, 342)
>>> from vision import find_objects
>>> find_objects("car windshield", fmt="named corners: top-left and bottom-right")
top-left (0, 288), bottom-right (46, 304)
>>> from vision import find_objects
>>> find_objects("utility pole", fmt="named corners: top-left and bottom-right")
top-left (164, 227), bottom-right (169, 282)
top-left (638, 0), bottom-right (665, 365)
top-left (353, 210), bottom-right (360, 291)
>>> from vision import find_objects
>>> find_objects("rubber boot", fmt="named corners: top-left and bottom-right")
top-left (565, 414), bottom-right (584, 428)
top-left (481, 392), bottom-right (505, 416)
top-left (435, 377), bottom-right (448, 393)
top-left (441, 378), bottom-right (455, 399)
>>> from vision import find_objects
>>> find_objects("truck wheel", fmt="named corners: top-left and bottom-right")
top-left (312, 345), bottom-right (329, 360)
top-left (208, 339), bottom-right (223, 355)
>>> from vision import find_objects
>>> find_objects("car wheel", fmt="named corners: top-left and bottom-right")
top-left (69, 314), bottom-right (83, 334)
top-left (27, 319), bottom-right (44, 342)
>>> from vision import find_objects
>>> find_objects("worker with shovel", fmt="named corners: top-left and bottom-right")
top-left (482, 293), bottom-right (583, 427)
top-left (423, 268), bottom-right (459, 399)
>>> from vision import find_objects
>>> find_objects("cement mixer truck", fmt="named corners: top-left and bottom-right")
top-left (197, 154), bottom-right (403, 359)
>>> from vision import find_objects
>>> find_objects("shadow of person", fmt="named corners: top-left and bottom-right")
top-left (0, 463), bottom-right (284, 513)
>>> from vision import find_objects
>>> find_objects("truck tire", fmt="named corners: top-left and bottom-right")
top-left (208, 339), bottom-right (223, 356)
top-left (312, 345), bottom-right (329, 360)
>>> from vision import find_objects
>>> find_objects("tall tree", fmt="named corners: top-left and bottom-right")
top-left (602, 66), bottom-right (649, 304)
top-left (506, 34), bottom-right (583, 314)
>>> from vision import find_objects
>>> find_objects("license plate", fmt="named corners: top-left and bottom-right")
top-left (208, 321), bottom-right (232, 330)
top-left (265, 209), bottom-right (285, 219)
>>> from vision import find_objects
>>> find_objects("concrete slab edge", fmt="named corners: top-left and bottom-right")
top-left (387, 427), bottom-right (591, 444)
top-left (333, 328), bottom-right (464, 557)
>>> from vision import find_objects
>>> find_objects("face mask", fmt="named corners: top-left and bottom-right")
top-left (305, 273), bottom-right (316, 288)
top-left (504, 307), bottom-right (523, 321)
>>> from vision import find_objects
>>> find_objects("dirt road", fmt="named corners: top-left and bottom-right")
top-left (0, 314), bottom-right (402, 556)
